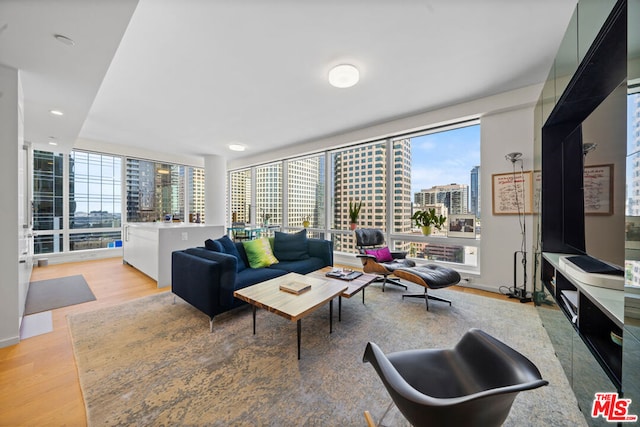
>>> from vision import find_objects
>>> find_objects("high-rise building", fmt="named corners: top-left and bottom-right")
top-left (333, 140), bottom-right (412, 252)
top-left (414, 183), bottom-right (469, 215)
top-left (188, 167), bottom-right (206, 222)
top-left (230, 169), bottom-right (251, 223)
top-left (470, 166), bottom-right (480, 218)
top-left (287, 156), bottom-right (323, 227)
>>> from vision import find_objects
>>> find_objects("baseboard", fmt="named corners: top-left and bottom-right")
top-left (0, 334), bottom-right (20, 348)
top-left (34, 248), bottom-right (123, 265)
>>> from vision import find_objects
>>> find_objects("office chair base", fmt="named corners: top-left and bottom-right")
top-left (402, 292), bottom-right (451, 311)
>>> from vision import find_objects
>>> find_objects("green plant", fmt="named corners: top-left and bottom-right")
top-left (348, 201), bottom-right (362, 223)
top-left (411, 208), bottom-right (446, 230)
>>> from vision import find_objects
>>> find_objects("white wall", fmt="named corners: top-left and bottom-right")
top-left (229, 84), bottom-right (542, 294)
top-left (0, 65), bottom-right (22, 347)
top-left (480, 107), bottom-right (535, 294)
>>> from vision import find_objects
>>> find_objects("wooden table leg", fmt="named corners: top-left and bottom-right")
top-left (297, 319), bottom-right (301, 360)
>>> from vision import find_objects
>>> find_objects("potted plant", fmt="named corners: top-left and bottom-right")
top-left (348, 201), bottom-right (362, 230)
top-left (411, 208), bottom-right (446, 236)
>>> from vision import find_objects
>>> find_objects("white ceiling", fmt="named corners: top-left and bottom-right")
top-left (1, 0), bottom-right (577, 161)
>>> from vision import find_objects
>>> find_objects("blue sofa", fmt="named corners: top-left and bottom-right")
top-left (171, 232), bottom-right (333, 330)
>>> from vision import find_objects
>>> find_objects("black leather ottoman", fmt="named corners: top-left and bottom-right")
top-left (394, 265), bottom-right (461, 311)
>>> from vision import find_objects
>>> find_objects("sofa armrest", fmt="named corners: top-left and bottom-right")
top-left (173, 249), bottom-right (238, 310)
top-left (308, 238), bottom-right (334, 267)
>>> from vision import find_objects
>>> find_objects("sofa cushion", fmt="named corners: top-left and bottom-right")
top-left (216, 235), bottom-right (246, 272)
top-left (243, 237), bottom-right (279, 268)
top-left (273, 229), bottom-right (309, 261)
top-left (268, 257), bottom-right (328, 275)
top-left (235, 267), bottom-right (287, 290)
top-left (204, 238), bottom-right (223, 252)
top-left (365, 246), bottom-right (393, 262)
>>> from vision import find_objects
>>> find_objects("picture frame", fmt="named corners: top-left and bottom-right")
top-left (492, 171), bottom-right (533, 215)
top-left (448, 214), bottom-right (476, 238)
top-left (584, 164), bottom-right (613, 215)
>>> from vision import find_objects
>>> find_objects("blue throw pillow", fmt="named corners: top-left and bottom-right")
top-left (216, 235), bottom-right (247, 272)
top-left (273, 229), bottom-right (309, 261)
top-left (204, 239), bottom-right (223, 252)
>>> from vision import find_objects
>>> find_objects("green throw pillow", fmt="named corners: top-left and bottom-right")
top-left (242, 237), bottom-right (279, 268)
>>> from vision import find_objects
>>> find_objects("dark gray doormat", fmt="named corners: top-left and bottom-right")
top-left (25, 275), bottom-right (96, 315)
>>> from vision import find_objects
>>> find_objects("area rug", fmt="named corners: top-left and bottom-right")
top-left (25, 274), bottom-right (96, 315)
top-left (68, 284), bottom-right (587, 426)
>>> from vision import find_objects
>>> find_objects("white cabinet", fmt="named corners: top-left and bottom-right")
top-left (123, 223), bottom-right (224, 288)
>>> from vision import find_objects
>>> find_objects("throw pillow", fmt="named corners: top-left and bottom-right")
top-left (216, 235), bottom-right (247, 272)
top-left (273, 229), bottom-right (310, 261)
top-left (365, 246), bottom-right (393, 262)
top-left (204, 238), bottom-right (223, 252)
top-left (243, 237), bottom-right (279, 268)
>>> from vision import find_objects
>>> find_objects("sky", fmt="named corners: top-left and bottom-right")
top-left (410, 124), bottom-right (480, 195)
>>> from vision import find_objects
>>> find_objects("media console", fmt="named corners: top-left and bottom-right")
top-left (541, 253), bottom-right (623, 413)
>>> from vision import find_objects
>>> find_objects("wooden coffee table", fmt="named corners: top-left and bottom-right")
top-left (307, 267), bottom-right (378, 321)
top-left (233, 272), bottom-right (347, 359)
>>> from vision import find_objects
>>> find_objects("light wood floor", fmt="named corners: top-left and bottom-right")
top-left (0, 258), bottom-right (518, 426)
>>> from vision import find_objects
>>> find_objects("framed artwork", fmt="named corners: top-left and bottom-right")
top-left (492, 171), bottom-right (533, 215)
top-left (584, 164), bottom-right (613, 215)
top-left (448, 214), bottom-right (476, 238)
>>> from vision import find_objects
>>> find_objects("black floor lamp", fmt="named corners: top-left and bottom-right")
top-left (505, 152), bottom-right (532, 303)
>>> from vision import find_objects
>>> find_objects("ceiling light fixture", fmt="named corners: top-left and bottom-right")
top-left (228, 144), bottom-right (246, 152)
top-left (49, 109), bottom-right (64, 116)
top-left (328, 64), bottom-right (360, 88)
top-left (48, 141), bottom-right (58, 146)
top-left (54, 34), bottom-right (75, 46)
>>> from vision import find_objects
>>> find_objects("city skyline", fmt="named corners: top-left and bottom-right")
top-left (409, 124), bottom-right (480, 196)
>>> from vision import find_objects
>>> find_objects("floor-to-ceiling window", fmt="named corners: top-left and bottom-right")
top-left (392, 122), bottom-right (480, 267)
top-left (33, 149), bottom-right (204, 256)
top-left (69, 151), bottom-right (122, 251)
top-left (227, 120), bottom-right (481, 270)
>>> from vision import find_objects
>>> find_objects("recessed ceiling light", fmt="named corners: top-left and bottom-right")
top-left (54, 34), bottom-right (75, 46)
top-left (228, 144), bottom-right (246, 152)
top-left (328, 64), bottom-right (360, 88)
top-left (48, 141), bottom-right (58, 146)
top-left (49, 109), bottom-right (64, 116)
